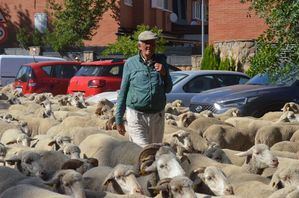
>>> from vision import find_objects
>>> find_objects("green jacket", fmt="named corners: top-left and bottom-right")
top-left (115, 54), bottom-right (173, 124)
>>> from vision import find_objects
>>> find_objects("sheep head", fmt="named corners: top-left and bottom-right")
top-left (190, 166), bottom-right (234, 196)
top-left (102, 164), bottom-right (143, 195)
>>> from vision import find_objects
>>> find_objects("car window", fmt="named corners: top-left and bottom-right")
top-left (15, 65), bottom-right (32, 82)
top-left (52, 65), bottom-right (80, 78)
top-left (215, 75), bottom-right (249, 86)
top-left (183, 75), bottom-right (220, 93)
top-left (42, 66), bottom-right (52, 76)
top-left (170, 73), bottom-right (188, 85)
top-left (76, 64), bottom-right (123, 77)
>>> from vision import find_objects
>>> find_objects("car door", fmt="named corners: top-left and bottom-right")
top-left (39, 65), bottom-right (58, 93)
top-left (168, 75), bottom-right (220, 106)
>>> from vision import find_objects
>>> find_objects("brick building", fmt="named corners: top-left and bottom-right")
top-left (0, 0), bottom-right (208, 50)
top-left (209, 0), bottom-right (268, 71)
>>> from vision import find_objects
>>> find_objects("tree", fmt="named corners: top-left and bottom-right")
top-left (200, 45), bottom-right (220, 70)
top-left (46, 0), bottom-right (111, 53)
top-left (241, 0), bottom-right (299, 77)
top-left (101, 24), bottom-right (167, 58)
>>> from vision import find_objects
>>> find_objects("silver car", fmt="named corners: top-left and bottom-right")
top-left (167, 70), bottom-right (250, 106)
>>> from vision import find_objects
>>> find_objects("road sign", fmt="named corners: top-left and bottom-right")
top-left (0, 24), bottom-right (8, 44)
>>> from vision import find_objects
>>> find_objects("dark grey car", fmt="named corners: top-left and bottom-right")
top-left (189, 69), bottom-right (299, 117)
top-left (168, 70), bottom-right (249, 106)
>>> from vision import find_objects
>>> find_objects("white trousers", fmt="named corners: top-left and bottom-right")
top-left (125, 107), bottom-right (165, 147)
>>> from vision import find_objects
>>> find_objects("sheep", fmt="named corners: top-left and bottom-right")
top-left (188, 117), bottom-right (231, 136)
top-left (281, 102), bottom-right (299, 113)
top-left (268, 186), bottom-right (299, 198)
top-left (0, 128), bottom-right (33, 147)
top-left (43, 169), bottom-right (86, 197)
top-left (0, 166), bottom-right (48, 193)
top-left (61, 157), bottom-right (98, 175)
top-left (176, 112), bottom-right (198, 128)
top-left (232, 180), bottom-right (275, 198)
top-left (203, 144), bottom-right (233, 164)
top-left (270, 162), bottom-right (299, 190)
top-left (276, 111), bottom-right (299, 123)
top-left (163, 130), bottom-right (201, 159)
top-left (255, 124), bottom-right (299, 147)
top-left (271, 141), bottom-right (299, 153)
top-left (6, 150), bottom-right (69, 180)
top-left (0, 184), bottom-right (71, 198)
top-left (144, 146), bottom-right (186, 179)
top-left (203, 124), bottom-right (251, 151)
top-left (214, 107), bottom-right (241, 121)
top-left (260, 111), bottom-right (284, 121)
top-left (290, 129), bottom-right (299, 142)
top-left (150, 176), bottom-right (197, 198)
top-left (190, 166), bottom-right (234, 196)
top-left (83, 164), bottom-right (143, 195)
top-left (79, 133), bottom-right (142, 167)
top-left (40, 99), bottom-right (56, 119)
top-left (235, 144), bottom-right (279, 175)
top-left (95, 98), bottom-right (114, 116)
top-left (0, 142), bottom-right (7, 166)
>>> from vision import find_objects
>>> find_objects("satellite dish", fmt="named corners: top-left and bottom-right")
top-left (169, 13), bottom-right (178, 23)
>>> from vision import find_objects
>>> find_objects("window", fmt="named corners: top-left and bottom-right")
top-left (124, 0), bottom-right (132, 6)
top-left (41, 66), bottom-right (52, 76)
top-left (75, 65), bottom-right (124, 77)
top-left (152, 0), bottom-right (168, 10)
top-left (53, 65), bottom-right (80, 78)
top-left (215, 75), bottom-right (249, 86)
top-left (16, 66), bottom-right (33, 82)
top-left (192, 0), bottom-right (208, 21)
top-left (183, 75), bottom-right (220, 93)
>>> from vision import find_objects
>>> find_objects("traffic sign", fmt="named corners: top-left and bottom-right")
top-left (0, 24), bottom-right (8, 44)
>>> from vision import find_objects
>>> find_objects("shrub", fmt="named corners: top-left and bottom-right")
top-left (200, 45), bottom-right (220, 70)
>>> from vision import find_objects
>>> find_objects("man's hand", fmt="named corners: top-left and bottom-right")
top-left (116, 123), bottom-right (126, 136)
top-left (154, 63), bottom-right (166, 76)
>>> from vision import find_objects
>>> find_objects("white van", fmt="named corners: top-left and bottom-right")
top-left (0, 55), bottom-right (65, 86)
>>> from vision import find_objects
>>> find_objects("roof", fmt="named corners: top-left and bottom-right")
top-left (24, 61), bottom-right (80, 68)
top-left (81, 59), bottom-right (125, 66)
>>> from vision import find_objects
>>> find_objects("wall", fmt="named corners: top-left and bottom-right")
top-left (209, 0), bottom-right (267, 44)
top-left (0, 0), bottom-right (118, 47)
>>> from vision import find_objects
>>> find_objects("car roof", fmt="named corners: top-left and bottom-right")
top-left (24, 61), bottom-right (81, 68)
top-left (81, 59), bottom-right (125, 66)
top-left (171, 70), bottom-right (249, 77)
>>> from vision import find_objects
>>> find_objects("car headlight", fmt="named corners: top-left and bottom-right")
top-left (214, 97), bottom-right (248, 109)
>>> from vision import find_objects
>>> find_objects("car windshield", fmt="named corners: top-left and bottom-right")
top-left (170, 73), bottom-right (188, 85)
top-left (246, 69), bottom-right (299, 86)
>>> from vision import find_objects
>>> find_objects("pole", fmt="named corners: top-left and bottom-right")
top-left (201, 0), bottom-right (205, 56)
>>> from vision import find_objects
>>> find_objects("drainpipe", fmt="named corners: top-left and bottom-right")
top-left (201, 0), bottom-right (205, 56)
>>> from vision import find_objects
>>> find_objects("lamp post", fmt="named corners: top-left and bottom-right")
top-left (201, 0), bottom-right (205, 56)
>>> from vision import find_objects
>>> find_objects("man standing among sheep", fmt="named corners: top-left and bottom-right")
top-left (115, 30), bottom-right (173, 147)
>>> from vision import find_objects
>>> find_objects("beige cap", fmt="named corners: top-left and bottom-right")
top-left (138, 31), bottom-right (158, 41)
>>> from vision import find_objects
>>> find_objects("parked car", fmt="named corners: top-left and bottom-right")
top-left (0, 55), bottom-right (65, 86)
top-left (14, 61), bottom-right (81, 95)
top-left (67, 59), bottom-right (181, 97)
top-left (168, 70), bottom-right (250, 106)
top-left (67, 59), bottom-right (125, 97)
top-left (189, 69), bottom-right (299, 117)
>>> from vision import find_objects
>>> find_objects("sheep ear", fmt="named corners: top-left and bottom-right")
top-left (144, 161), bottom-right (157, 173)
top-left (235, 146), bottom-right (254, 157)
top-left (83, 153), bottom-right (88, 159)
top-left (61, 159), bottom-right (84, 170)
top-left (5, 156), bottom-right (21, 165)
top-left (102, 171), bottom-right (115, 186)
top-left (48, 140), bottom-right (56, 146)
top-left (6, 140), bottom-right (18, 145)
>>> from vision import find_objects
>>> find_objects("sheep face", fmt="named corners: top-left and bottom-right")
top-left (169, 176), bottom-right (196, 198)
top-left (20, 152), bottom-right (44, 177)
top-left (236, 144), bottom-right (279, 169)
top-left (277, 168), bottom-right (299, 188)
top-left (172, 131), bottom-right (194, 153)
top-left (203, 146), bottom-right (232, 164)
top-left (201, 167), bottom-right (233, 196)
top-left (63, 144), bottom-right (81, 159)
top-left (46, 170), bottom-right (86, 198)
top-left (103, 164), bottom-right (143, 195)
top-left (145, 151), bottom-right (186, 179)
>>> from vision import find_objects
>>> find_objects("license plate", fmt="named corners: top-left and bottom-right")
top-left (15, 87), bottom-right (22, 93)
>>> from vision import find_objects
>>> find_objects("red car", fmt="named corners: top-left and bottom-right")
top-left (14, 61), bottom-right (81, 95)
top-left (67, 59), bottom-right (125, 97)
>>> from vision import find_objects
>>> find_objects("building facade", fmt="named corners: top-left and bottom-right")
top-left (209, 0), bottom-right (268, 70)
top-left (0, 0), bottom-right (208, 51)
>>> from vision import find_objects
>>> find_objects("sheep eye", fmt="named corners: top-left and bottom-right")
top-left (115, 176), bottom-right (121, 180)
top-left (160, 164), bottom-right (165, 169)
top-left (206, 176), bottom-right (212, 180)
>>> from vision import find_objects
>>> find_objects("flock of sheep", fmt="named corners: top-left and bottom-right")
top-left (0, 83), bottom-right (299, 198)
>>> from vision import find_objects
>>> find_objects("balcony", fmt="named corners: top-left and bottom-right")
top-left (171, 23), bottom-right (208, 35)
